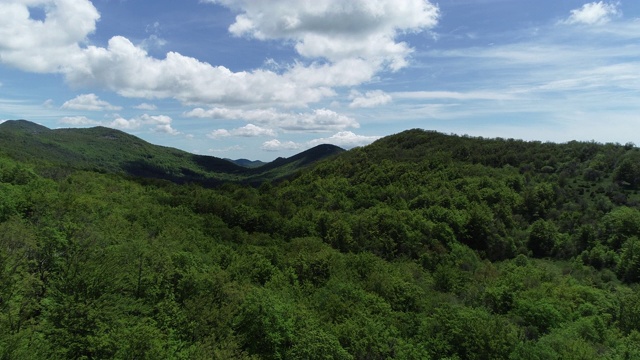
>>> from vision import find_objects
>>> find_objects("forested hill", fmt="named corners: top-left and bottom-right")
top-left (2, 126), bottom-right (640, 359)
top-left (287, 128), bottom-right (640, 260)
top-left (0, 120), bottom-right (344, 185)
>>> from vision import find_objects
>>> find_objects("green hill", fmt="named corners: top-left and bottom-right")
top-left (225, 158), bottom-right (267, 168)
top-left (0, 120), bottom-right (344, 185)
top-left (2, 125), bottom-right (640, 359)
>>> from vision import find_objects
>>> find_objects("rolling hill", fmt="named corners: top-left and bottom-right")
top-left (0, 120), bottom-right (344, 185)
top-left (2, 124), bottom-right (640, 359)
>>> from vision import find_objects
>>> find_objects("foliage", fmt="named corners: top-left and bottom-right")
top-left (1, 126), bottom-right (640, 358)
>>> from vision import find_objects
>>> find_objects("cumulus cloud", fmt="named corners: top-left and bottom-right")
top-left (208, 0), bottom-right (439, 70)
top-left (233, 124), bottom-right (277, 137)
top-left (58, 115), bottom-right (181, 134)
top-left (349, 90), bottom-right (392, 108)
top-left (59, 116), bottom-right (99, 126)
top-left (141, 21), bottom-right (167, 50)
top-left (61, 93), bottom-right (122, 111)
top-left (207, 124), bottom-right (276, 139)
top-left (207, 129), bottom-right (231, 139)
top-left (67, 36), bottom-right (341, 107)
top-left (109, 114), bottom-right (169, 129)
top-left (261, 139), bottom-right (302, 151)
top-left (186, 107), bottom-right (358, 132)
top-left (0, 0), bottom-right (99, 73)
top-left (0, 2), bottom-right (275, 105)
top-left (134, 103), bottom-right (157, 110)
top-left (0, 0), bottom-right (439, 113)
top-left (563, 1), bottom-right (620, 25)
top-left (155, 123), bottom-right (180, 135)
top-left (308, 131), bottom-right (381, 148)
top-left (107, 114), bottom-right (180, 135)
top-left (260, 131), bottom-right (380, 152)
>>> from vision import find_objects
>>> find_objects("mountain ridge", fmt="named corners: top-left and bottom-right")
top-left (0, 119), bottom-right (345, 186)
top-left (3, 121), bottom-right (640, 359)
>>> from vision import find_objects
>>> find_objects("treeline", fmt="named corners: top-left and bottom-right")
top-left (1, 129), bottom-right (640, 359)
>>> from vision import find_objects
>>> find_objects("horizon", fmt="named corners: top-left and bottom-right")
top-left (4, 118), bottom-right (637, 165)
top-left (2, 1), bottom-right (640, 161)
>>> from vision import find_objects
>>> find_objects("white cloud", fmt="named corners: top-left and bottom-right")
top-left (140, 34), bottom-right (167, 50)
top-left (186, 107), bottom-right (358, 132)
top-left (401, 20), bottom-right (640, 140)
top-left (0, 0), bottom-right (439, 113)
top-left (259, 131), bottom-right (380, 153)
top-left (143, 114), bottom-right (170, 125)
top-left (134, 103), bottom-right (157, 110)
top-left (154, 123), bottom-right (180, 135)
top-left (208, 0), bottom-right (439, 70)
top-left (349, 90), bottom-right (392, 108)
top-left (233, 124), bottom-right (276, 137)
top-left (207, 129), bottom-right (231, 139)
top-left (282, 109), bottom-right (359, 132)
top-left (66, 36), bottom-right (339, 107)
top-left (0, 0), bottom-right (99, 73)
top-left (59, 116), bottom-right (99, 126)
top-left (308, 131), bottom-right (381, 148)
top-left (424, 29), bottom-right (640, 97)
top-left (563, 1), bottom-right (620, 25)
top-left (207, 124), bottom-right (275, 139)
top-left (261, 139), bottom-right (302, 151)
top-left (43, 99), bottom-right (55, 108)
top-left (107, 114), bottom-right (179, 135)
top-left (61, 93), bottom-right (122, 111)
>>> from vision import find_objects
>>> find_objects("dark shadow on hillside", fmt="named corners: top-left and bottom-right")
top-left (122, 159), bottom-right (225, 188)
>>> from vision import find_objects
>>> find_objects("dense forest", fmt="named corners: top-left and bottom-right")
top-left (2, 125), bottom-right (640, 359)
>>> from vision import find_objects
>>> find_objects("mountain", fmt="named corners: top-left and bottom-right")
top-left (3, 124), bottom-right (640, 359)
top-left (225, 158), bottom-right (267, 168)
top-left (0, 120), bottom-right (344, 185)
top-left (243, 144), bottom-right (345, 183)
top-left (0, 119), bottom-right (50, 134)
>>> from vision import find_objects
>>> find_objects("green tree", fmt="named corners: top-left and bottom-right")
top-left (234, 288), bottom-right (295, 360)
top-left (421, 304), bottom-right (517, 360)
top-left (618, 291), bottom-right (640, 335)
top-left (523, 183), bottom-right (556, 220)
top-left (528, 220), bottom-right (559, 258)
top-left (618, 236), bottom-right (640, 283)
top-left (614, 157), bottom-right (640, 188)
top-left (601, 207), bottom-right (640, 250)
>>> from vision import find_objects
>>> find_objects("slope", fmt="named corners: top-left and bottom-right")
top-left (2, 127), bottom-right (640, 359)
top-left (0, 120), bottom-right (344, 185)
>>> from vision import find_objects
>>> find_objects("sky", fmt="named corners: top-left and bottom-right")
top-left (1, 0), bottom-right (640, 161)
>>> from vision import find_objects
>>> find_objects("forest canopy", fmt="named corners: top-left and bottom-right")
top-left (1, 127), bottom-right (640, 359)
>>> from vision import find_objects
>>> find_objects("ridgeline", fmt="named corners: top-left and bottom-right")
top-left (0, 120), bottom-right (344, 186)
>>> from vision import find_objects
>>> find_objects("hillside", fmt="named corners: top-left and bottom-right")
top-left (0, 120), bottom-right (344, 185)
top-left (1, 127), bottom-right (640, 359)
top-left (226, 158), bottom-right (267, 168)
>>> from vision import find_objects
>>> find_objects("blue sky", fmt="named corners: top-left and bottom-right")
top-left (1, 0), bottom-right (640, 160)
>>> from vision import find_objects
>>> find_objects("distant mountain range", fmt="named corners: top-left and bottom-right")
top-left (225, 158), bottom-right (267, 168)
top-left (0, 120), bottom-right (345, 186)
